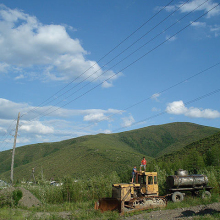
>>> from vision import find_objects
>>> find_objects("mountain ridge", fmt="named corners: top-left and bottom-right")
top-left (0, 122), bottom-right (219, 181)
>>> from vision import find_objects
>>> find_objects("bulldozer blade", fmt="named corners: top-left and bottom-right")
top-left (95, 198), bottom-right (121, 212)
top-left (95, 196), bottom-right (167, 214)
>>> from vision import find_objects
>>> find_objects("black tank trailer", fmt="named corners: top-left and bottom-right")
top-left (166, 169), bottom-right (213, 202)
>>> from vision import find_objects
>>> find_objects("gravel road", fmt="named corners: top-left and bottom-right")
top-left (124, 202), bottom-right (220, 220)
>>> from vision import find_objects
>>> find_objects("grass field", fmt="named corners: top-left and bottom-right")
top-left (0, 193), bottom-right (219, 219)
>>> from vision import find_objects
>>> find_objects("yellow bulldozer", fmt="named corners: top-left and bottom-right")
top-left (95, 171), bottom-right (167, 214)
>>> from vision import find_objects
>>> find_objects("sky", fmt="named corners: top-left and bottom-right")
top-left (0, 0), bottom-right (220, 151)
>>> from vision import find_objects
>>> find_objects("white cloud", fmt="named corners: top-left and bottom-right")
top-left (191, 21), bottom-right (206, 27)
top-left (14, 74), bottom-right (25, 80)
top-left (84, 112), bottom-right (106, 122)
top-left (0, 126), bottom-right (6, 135)
top-left (16, 137), bottom-right (31, 144)
top-left (155, 5), bottom-right (177, 12)
top-left (164, 5), bottom-right (177, 12)
top-left (0, 62), bottom-right (9, 73)
top-left (83, 109), bottom-right (122, 123)
top-left (179, 0), bottom-right (220, 18)
top-left (102, 81), bottom-right (113, 88)
top-left (210, 25), bottom-right (220, 37)
top-left (121, 115), bottom-right (135, 127)
top-left (190, 22), bottom-right (220, 38)
top-left (166, 35), bottom-right (177, 42)
top-left (185, 108), bottom-right (220, 118)
top-left (101, 72), bottom-right (123, 88)
top-left (166, 100), bottom-right (220, 119)
top-left (0, 98), bottom-right (30, 119)
top-left (162, 0), bottom-right (220, 18)
top-left (166, 100), bottom-right (188, 115)
top-left (0, 98), bottom-right (124, 149)
top-left (161, 1), bottom-right (220, 39)
top-left (102, 129), bottom-right (112, 134)
top-left (0, 5), bottom-right (121, 85)
top-left (151, 93), bottom-right (160, 101)
top-left (0, 98), bottom-right (123, 121)
top-left (20, 121), bottom-right (54, 134)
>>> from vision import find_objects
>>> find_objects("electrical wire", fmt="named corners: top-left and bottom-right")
top-left (30, 1), bottom-right (219, 121)
top-left (112, 88), bottom-right (220, 133)
top-left (0, 119), bottom-right (17, 150)
top-left (22, 0), bottom-right (194, 120)
top-left (2, 0), bottom-right (176, 150)
top-left (1, 1), bottom-right (219, 150)
top-left (21, 0), bottom-right (175, 118)
top-left (69, 61), bottom-right (220, 133)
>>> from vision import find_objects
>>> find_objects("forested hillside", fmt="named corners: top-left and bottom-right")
top-left (118, 122), bottom-right (219, 157)
top-left (147, 131), bottom-right (220, 195)
top-left (0, 122), bottom-right (219, 182)
top-left (151, 131), bottom-right (220, 172)
top-left (0, 134), bottom-right (151, 181)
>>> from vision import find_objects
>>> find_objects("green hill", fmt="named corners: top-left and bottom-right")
top-left (118, 122), bottom-right (220, 157)
top-left (154, 131), bottom-right (220, 171)
top-left (0, 122), bottom-right (219, 181)
top-left (0, 134), bottom-right (150, 181)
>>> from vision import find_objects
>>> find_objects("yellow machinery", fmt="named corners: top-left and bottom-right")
top-left (95, 171), bottom-right (167, 214)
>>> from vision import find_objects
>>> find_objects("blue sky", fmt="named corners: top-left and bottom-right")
top-left (0, 0), bottom-right (220, 151)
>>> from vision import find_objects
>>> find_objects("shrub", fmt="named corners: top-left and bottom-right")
top-left (198, 167), bottom-right (220, 194)
top-left (61, 172), bottom-right (120, 203)
top-left (0, 192), bottom-right (13, 207)
top-left (153, 165), bottom-right (168, 195)
top-left (12, 189), bottom-right (23, 206)
top-left (0, 188), bottom-right (23, 207)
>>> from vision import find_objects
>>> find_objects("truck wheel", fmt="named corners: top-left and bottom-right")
top-left (172, 192), bottom-right (184, 202)
top-left (202, 191), bottom-right (211, 199)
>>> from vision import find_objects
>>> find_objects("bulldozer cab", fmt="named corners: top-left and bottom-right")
top-left (136, 171), bottom-right (159, 196)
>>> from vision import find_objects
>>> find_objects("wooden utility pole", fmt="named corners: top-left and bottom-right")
top-left (10, 112), bottom-right (20, 184)
top-left (32, 167), bottom-right (36, 184)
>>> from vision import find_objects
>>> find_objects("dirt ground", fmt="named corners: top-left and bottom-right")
top-left (0, 186), bottom-right (41, 208)
top-left (28, 202), bottom-right (220, 219)
top-left (124, 202), bottom-right (220, 220)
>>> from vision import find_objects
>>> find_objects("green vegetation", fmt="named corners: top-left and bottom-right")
top-left (0, 173), bottom-right (122, 219)
top-left (0, 122), bottom-right (219, 182)
top-left (0, 167), bottom-right (219, 219)
top-left (0, 122), bottom-right (219, 219)
top-left (27, 171), bottom-right (120, 204)
top-left (147, 131), bottom-right (220, 194)
top-left (119, 122), bottom-right (219, 157)
top-left (12, 189), bottom-right (23, 206)
top-left (0, 188), bottom-right (23, 208)
top-left (0, 171), bottom-right (219, 219)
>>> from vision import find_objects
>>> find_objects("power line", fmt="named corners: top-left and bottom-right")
top-left (17, 60), bottom-right (219, 147)
top-left (22, 0), bottom-right (192, 120)
top-left (69, 61), bottom-right (220, 133)
top-left (113, 88), bottom-right (220, 133)
top-left (28, 0), bottom-right (190, 112)
top-left (0, 119), bottom-right (17, 151)
top-left (31, 1), bottom-right (219, 121)
top-left (21, 0), bottom-right (175, 118)
top-left (2, 1), bottom-right (219, 150)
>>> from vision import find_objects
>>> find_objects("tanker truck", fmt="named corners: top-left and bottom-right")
top-left (167, 169), bottom-right (213, 202)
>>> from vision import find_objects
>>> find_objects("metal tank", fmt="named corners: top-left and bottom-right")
top-left (174, 169), bottom-right (188, 176)
top-left (167, 170), bottom-right (209, 189)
